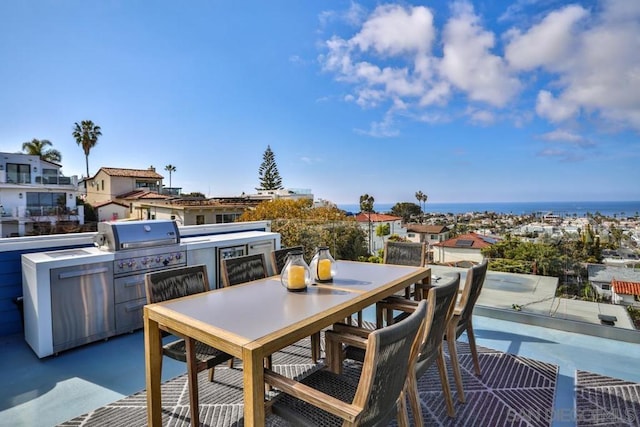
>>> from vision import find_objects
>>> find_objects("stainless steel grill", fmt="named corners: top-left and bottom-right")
top-left (93, 219), bottom-right (188, 335)
top-left (94, 220), bottom-right (186, 278)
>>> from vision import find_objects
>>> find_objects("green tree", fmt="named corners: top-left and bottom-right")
top-left (415, 190), bottom-right (428, 221)
top-left (72, 120), bottom-right (102, 177)
top-left (164, 164), bottom-right (176, 188)
top-left (360, 193), bottom-right (375, 254)
top-left (238, 199), bottom-right (367, 261)
top-left (390, 202), bottom-right (421, 223)
top-left (21, 138), bottom-right (62, 163)
top-left (256, 145), bottom-right (283, 191)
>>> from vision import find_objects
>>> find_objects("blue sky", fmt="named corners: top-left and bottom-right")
top-left (1, 1), bottom-right (639, 205)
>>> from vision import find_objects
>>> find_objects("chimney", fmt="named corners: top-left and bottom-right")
top-left (149, 166), bottom-right (155, 172)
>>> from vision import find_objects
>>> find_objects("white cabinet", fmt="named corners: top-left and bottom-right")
top-left (182, 231), bottom-right (280, 289)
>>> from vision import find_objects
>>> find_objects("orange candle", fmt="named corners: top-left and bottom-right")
top-left (318, 259), bottom-right (332, 281)
top-left (287, 265), bottom-right (306, 289)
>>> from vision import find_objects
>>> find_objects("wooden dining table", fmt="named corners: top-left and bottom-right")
top-left (143, 260), bottom-right (431, 427)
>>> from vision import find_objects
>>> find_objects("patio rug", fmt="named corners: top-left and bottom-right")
top-left (58, 335), bottom-right (558, 427)
top-left (575, 370), bottom-right (640, 426)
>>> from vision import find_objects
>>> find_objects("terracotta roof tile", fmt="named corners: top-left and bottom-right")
top-left (432, 232), bottom-right (496, 249)
top-left (611, 280), bottom-right (640, 296)
top-left (354, 213), bottom-right (402, 222)
top-left (406, 224), bottom-right (449, 233)
top-left (98, 167), bottom-right (163, 179)
top-left (94, 200), bottom-right (129, 208)
top-left (116, 190), bottom-right (171, 200)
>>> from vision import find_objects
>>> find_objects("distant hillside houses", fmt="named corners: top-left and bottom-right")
top-left (431, 232), bottom-right (499, 265)
top-left (587, 264), bottom-right (640, 307)
top-left (354, 212), bottom-right (405, 253)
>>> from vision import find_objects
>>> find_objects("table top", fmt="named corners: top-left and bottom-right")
top-left (145, 260), bottom-right (430, 355)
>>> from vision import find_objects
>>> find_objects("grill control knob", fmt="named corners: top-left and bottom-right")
top-left (156, 256), bottom-right (161, 263)
top-left (175, 252), bottom-right (182, 260)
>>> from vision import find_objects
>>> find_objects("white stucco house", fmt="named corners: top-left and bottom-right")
top-left (0, 152), bottom-right (82, 237)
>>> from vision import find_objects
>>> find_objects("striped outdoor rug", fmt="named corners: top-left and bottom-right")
top-left (575, 370), bottom-right (640, 426)
top-left (59, 338), bottom-right (558, 427)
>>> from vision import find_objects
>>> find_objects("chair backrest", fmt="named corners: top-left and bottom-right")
top-left (145, 264), bottom-right (209, 304)
top-left (383, 241), bottom-right (426, 267)
top-left (352, 299), bottom-right (428, 427)
top-left (270, 245), bottom-right (304, 275)
top-left (455, 259), bottom-right (488, 337)
top-left (220, 253), bottom-right (268, 287)
top-left (415, 273), bottom-right (460, 376)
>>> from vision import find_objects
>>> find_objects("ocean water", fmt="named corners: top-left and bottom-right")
top-left (337, 201), bottom-right (640, 218)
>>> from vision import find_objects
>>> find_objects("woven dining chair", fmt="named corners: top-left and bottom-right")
top-left (375, 273), bottom-right (461, 421)
top-left (144, 264), bottom-right (234, 427)
top-left (220, 253), bottom-right (268, 288)
top-left (266, 299), bottom-right (428, 427)
top-left (270, 245), bottom-right (304, 275)
top-left (446, 259), bottom-right (488, 403)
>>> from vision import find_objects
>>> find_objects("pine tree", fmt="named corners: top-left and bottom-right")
top-left (256, 145), bottom-right (283, 190)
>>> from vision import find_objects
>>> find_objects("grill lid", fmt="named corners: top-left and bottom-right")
top-left (95, 220), bottom-right (180, 251)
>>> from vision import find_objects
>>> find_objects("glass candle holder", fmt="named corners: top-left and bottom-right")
top-left (309, 246), bottom-right (336, 283)
top-left (280, 250), bottom-right (311, 292)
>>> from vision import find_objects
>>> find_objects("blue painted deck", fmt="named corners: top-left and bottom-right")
top-left (2, 312), bottom-right (638, 427)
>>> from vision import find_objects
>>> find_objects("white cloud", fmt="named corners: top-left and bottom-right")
top-left (539, 129), bottom-right (583, 142)
top-left (439, 2), bottom-right (521, 107)
top-left (536, 90), bottom-right (578, 122)
top-left (350, 4), bottom-right (435, 56)
top-left (504, 5), bottom-right (588, 71)
top-left (319, 0), bottom-right (640, 136)
top-left (539, 129), bottom-right (595, 148)
top-left (510, 1), bottom-right (640, 131)
top-left (465, 107), bottom-right (495, 125)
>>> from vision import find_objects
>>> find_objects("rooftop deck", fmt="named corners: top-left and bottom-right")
top-left (2, 268), bottom-right (639, 426)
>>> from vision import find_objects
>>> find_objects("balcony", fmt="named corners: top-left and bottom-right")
top-left (1, 266), bottom-right (638, 427)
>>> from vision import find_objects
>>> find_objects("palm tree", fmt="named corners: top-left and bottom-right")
top-left (72, 120), bottom-right (102, 178)
top-left (21, 138), bottom-right (62, 163)
top-left (164, 164), bottom-right (176, 188)
top-left (359, 194), bottom-right (375, 254)
top-left (415, 190), bottom-right (428, 222)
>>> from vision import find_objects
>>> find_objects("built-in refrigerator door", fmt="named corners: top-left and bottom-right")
top-left (248, 239), bottom-right (276, 275)
top-left (216, 245), bottom-right (247, 288)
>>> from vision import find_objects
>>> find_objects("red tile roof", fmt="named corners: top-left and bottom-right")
top-left (93, 200), bottom-right (129, 208)
top-left (116, 190), bottom-right (172, 200)
top-left (354, 213), bottom-right (402, 223)
top-left (432, 232), bottom-right (496, 249)
top-left (97, 167), bottom-right (163, 179)
top-left (406, 224), bottom-right (449, 234)
top-left (611, 280), bottom-right (640, 296)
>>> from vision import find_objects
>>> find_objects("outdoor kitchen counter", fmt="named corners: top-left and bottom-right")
top-left (22, 249), bottom-right (117, 358)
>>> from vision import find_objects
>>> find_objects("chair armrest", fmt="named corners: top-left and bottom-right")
top-left (331, 323), bottom-right (373, 339)
top-left (325, 330), bottom-right (369, 349)
top-left (377, 297), bottom-right (419, 313)
top-left (264, 369), bottom-right (361, 422)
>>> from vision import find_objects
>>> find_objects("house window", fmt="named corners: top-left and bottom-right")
top-left (602, 284), bottom-right (610, 290)
top-left (6, 163), bottom-right (31, 184)
top-left (215, 213), bottom-right (240, 223)
top-left (196, 215), bottom-right (205, 225)
top-left (407, 233), bottom-right (415, 238)
top-left (101, 180), bottom-right (104, 191)
top-left (42, 168), bottom-right (58, 184)
top-left (26, 192), bottom-right (66, 215)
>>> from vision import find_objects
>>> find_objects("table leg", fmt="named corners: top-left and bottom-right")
top-left (144, 311), bottom-right (163, 427)
top-left (243, 343), bottom-right (265, 427)
top-left (186, 338), bottom-right (200, 426)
